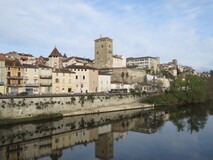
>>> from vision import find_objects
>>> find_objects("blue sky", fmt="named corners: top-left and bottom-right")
top-left (0, 0), bottom-right (212, 71)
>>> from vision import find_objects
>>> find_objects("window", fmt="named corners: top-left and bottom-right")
top-left (8, 67), bottom-right (10, 70)
top-left (81, 84), bottom-right (83, 88)
top-left (7, 72), bottom-right (11, 77)
top-left (55, 78), bottom-right (59, 83)
top-left (76, 76), bottom-right (78, 79)
top-left (102, 45), bottom-right (103, 47)
top-left (83, 76), bottom-right (85, 80)
top-left (97, 52), bottom-right (99, 54)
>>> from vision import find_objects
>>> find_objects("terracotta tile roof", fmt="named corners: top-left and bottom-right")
top-left (5, 60), bottom-right (23, 67)
top-left (48, 47), bottom-right (62, 57)
top-left (0, 54), bottom-right (6, 61)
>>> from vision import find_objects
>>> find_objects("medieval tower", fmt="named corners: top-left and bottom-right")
top-left (94, 37), bottom-right (113, 69)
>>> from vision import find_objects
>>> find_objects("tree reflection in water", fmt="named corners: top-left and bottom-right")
top-left (0, 101), bottom-right (212, 160)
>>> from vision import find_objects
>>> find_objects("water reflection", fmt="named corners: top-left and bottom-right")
top-left (0, 102), bottom-right (212, 160)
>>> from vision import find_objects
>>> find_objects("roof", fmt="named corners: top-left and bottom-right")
top-left (53, 68), bottom-right (75, 74)
top-left (0, 54), bottom-right (6, 61)
top-left (62, 56), bottom-right (93, 63)
top-left (95, 37), bottom-right (113, 42)
top-left (48, 47), bottom-right (62, 57)
top-left (113, 55), bottom-right (123, 59)
top-left (126, 56), bottom-right (159, 60)
top-left (18, 53), bottom-right (33, 57)
top-left (23, 64), bottom-right (38, 68)
top-left (65, 64), bottom-right (98, 70)
top-left (37, 64), bottom-right (52, 69)
top-left (5, 60), bottom-right (23, 67)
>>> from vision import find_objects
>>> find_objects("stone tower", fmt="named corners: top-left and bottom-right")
top-left (94, 37), bottom-right (113, 69)
top-left (48, 47), bottom-right (62, 69)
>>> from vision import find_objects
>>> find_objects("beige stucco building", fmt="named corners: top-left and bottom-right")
top-left (66, 64), bottom-right (98, 93)
top-left (23, 64), bottom-right (39, 94)
top-left (0, 54), bottom-right (6, 94)
top-left (38, 64), bottom-right (52, 94)
top-left (5, 60), bottom-right (24, 94)
top-left (52, 68), bottom-right (76, 94)
top-left (94, 37), bottom-right (113, 69)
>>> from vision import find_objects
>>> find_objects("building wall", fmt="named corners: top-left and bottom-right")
top-left (24, 67), bottom-right (39, 94)
top-left (94, 37), bottom-right (113, 69)
top-left (89, 69), bottom-right (99, 92)
top-left (6, 66), bottom-right (24, 93)
top-left (113, 55), bottom-right (126, 68)
top-left (74, 69), bottom-right (90, 93)
top-left (48, 57), bottom-right (61, 69)
top-left (127, 57), bottom-right (160, 73)
top-left (98, 75), bottom-right (111, 92)
top-left (39, 67), bottom-right (52, 94)
top-left (0, 60), bottom-right (6, 94)
top-left (52, 71), bottom-right (76, 94)
top-left (111, 68), bottom-right (146, 84)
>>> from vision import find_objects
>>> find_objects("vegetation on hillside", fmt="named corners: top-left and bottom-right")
top-left (143, 74), bottom-right (209, 106)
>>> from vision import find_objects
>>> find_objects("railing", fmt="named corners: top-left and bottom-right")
top-left (7, 83), bottom-right (23, 87)
top-left (7, 76), bottom-right (24, 79)
top-left (40, 75), bottom-right (52, 79)
top-left (40, 83), bottom-right (52, 86)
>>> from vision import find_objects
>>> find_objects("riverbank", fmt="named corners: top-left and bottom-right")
top-left (0, 93), bottom-right (155, 125)
top-left (0, 101), bottom-right (154, 126)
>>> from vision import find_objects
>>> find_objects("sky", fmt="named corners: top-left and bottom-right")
top-left (0, 0), bottom-right (212, 71)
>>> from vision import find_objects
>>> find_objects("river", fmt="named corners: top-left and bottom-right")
top-left (0, 101), bottom-right (213, 160)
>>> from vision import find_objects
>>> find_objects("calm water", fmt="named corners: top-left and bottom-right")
top-left (0, 102), bottom-right (213, 160)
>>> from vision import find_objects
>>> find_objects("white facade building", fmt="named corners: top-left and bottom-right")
top-left (113, 54), bottom-right (126, 68)
top-left (98, 73), bottom-right (111, 92)
top-left (126, 56), bottom-right (160, 72)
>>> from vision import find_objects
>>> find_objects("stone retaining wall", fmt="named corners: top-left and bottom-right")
top-left (0, 94), bottom-right (143, 119)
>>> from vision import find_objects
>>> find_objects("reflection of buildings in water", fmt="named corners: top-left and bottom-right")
top-left (96, 133), bottom-right (114, 160)
top-left (0, 110), bottom-right (166, 160)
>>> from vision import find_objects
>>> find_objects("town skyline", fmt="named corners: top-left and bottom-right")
top-left (0, 0), bottom-right (212, 71)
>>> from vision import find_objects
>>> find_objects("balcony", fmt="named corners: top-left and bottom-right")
top-left (40, 75), bottom-right (52, 79)
top-left (7, 83), bottom-right (23, 87)
top-left (40, 83), bottom-right (52, 87)
top-left (7, 76), bottom-right (24, 80)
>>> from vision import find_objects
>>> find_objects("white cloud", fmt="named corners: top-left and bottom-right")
top-left (0, 0), bottom-right (212, 71)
